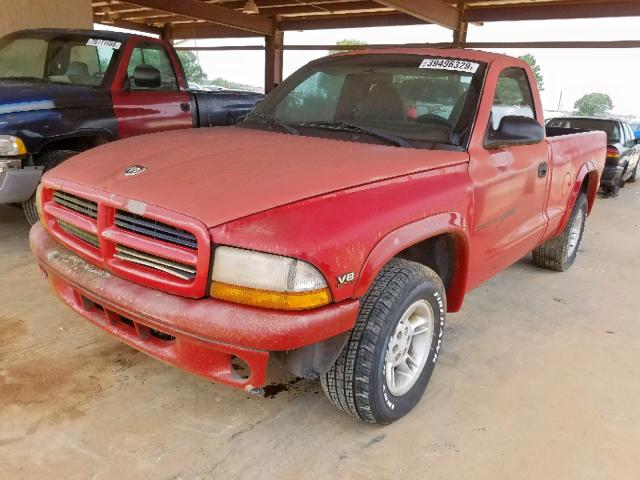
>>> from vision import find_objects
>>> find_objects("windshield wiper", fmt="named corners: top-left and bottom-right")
top-left (299, 120), bottom-right (411, 148)
top-left (244, 112), bottom-right (300, 136)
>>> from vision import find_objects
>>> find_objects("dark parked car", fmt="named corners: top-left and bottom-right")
top-left (547, 117), bottom-right (640, 196)
top-left (0, 29), bottom-right (263, 224)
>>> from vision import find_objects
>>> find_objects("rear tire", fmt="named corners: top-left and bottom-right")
top-left (321, 258), bottom-right (446, 424)
top-left (532, 193), bottom-right (588, 272)
top-left (22, 150), bottom-right (77, 225)
top-left (601, 183), bottom-right (620, 198)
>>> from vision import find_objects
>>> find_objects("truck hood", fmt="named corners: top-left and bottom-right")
top-left (48, 127), bottom-right (469, 228)
top-left (0, 79), bottom-right (110, 115)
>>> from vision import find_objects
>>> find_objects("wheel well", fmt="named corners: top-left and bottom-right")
top-left (394, 234), bottom-right (455, 290)
top-left (36, 136), bottom-right (110, 161)
top-left (581, 170), bottom-right (599, 213)
top-left (580, 177), bottom-right (589, 194)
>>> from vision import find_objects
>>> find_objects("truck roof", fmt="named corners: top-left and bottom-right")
top-left (338, 47), bottom-right (527, 66)
top-left (11, 28), bottom-right (134, 42)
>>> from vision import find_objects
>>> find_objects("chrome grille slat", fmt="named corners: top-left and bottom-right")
top-left (115, 245), bottom-right (196, 281)
top-left (58, 220), bottom-right (100, 248)
top-left (53, 191), bottom-right (98, 219)
top-left (115, 210), bottom-right (197, 250)
top-left (49, 189), bottom-right (201, 286)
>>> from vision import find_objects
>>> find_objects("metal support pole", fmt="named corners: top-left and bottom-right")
top-left (265, 29), bottom-right (284, 94)
top-left (161, 23), bottom-right (173, 43)
top-left (452, 2), bottom-right (468, 48)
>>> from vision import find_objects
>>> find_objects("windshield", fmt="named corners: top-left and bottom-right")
top-left (0, 32), bottom-right (120, 88)
top-left (243, 54), bottom-right (487, 149)
top-left (547, 117), bottom-right (621, 143)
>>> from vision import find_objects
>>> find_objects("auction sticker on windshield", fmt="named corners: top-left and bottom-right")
top-left (419, 58), bottom-right (479, 73)
top-left (86, 38), bottom-right (122, 49)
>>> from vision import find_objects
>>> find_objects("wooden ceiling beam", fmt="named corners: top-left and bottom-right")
top-left (123, 0), bottom-right (275, 35)
top-left (278, 11), bottom-right (428, 30)
top-left (93, 16), bottom-right (162, 35)
top-left (467, 0), bottom-right (640, 22)
top-left (213, 0), bottom-right (373, 8)
top-left (372, 0), bottom-right (460, 29)
top-left (171, 23), bottom-right (262, 39)
top-left (252, 2), bottom-right (391, 17)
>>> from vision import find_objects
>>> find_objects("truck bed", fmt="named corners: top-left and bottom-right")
top-left (191, 90), bottom-right (264, 127)
top-left (544, 127), bottom-right (607, 235)
top-left (546, 126), bottom-right (593, 137)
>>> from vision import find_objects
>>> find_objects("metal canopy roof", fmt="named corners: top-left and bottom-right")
top-left (92, 1), bottom-right (640, 39)
top-left (91, 0), bottom-right (640, 93)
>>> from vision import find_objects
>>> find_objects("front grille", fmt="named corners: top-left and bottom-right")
top-left (44, 184), bottom-right (206, 296)
top-left (115, 245), bottom-right (196, 281)
top-left (54, 191), bottom-right (98, 219)
top-left (58, 220), bottom-right (100, 248)
top-left (115, 210), bottom-right (197, 250)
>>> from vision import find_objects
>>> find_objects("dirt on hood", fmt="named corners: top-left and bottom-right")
top-left (47, 127), bottom-right (468, 227)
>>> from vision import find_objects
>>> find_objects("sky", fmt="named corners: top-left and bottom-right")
top-left (99, 16), bottom-right (640, 117)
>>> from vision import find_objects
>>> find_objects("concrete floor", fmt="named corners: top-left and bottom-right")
top-left (1, 184), bottom-right (639, 480)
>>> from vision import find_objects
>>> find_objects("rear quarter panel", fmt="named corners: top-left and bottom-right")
top-left (545, 130), bottom-right (606, 238)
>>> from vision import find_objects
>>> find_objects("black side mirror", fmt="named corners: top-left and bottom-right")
top-left (485, 115), bottom-right (545, 149)
top-left (132, 64), bottom-right (161, 89)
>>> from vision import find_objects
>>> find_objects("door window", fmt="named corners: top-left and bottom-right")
top-left (126, 42), bottom-right (179, 90)
top-left (490, 68), bottom-right (536, 130)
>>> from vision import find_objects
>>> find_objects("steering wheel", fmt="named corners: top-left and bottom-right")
top-left (415, 114), bottom-right (452, 128)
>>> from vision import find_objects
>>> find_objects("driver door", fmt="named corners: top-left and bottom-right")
top-left (468, 67), bottom-right (550, 287)
top-left (110, 39), bottom-right (192, 138)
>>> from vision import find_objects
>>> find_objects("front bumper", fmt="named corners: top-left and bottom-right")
top-left (0, 162), bottom-right (43, 204)
top-left (600, 163), bottom-right (624, 187)
top-left (30, 223), bottom-right (359, 390)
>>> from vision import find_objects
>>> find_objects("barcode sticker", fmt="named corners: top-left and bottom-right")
top-left (419, 58), bottom-right (479, 73)
top-left (86, 38), bottom-right (122, 49)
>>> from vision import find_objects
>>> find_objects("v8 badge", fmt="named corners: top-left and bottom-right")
top-left (337, 272), bottom-right (355, 287)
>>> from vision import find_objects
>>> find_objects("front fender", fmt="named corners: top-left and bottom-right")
top-left (353, 212), bottom-right (470, 312)
top-left (0, 105), bottom-right (118, 155)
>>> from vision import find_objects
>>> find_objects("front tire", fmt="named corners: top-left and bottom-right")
top-left (532, 193), bottom-right (588, 272)
top-left (321, 259), bottom-right (446, 424)
top-left (22, 150), bottom-right (77, 225)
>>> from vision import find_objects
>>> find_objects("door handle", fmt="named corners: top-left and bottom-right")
top-left (180, 102), bottom-right (191, 112)
top-left (538, 162), bottom-right (548, 178)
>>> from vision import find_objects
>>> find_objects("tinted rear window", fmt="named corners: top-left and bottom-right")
top-left (547, 118), bottom-right (620, 143)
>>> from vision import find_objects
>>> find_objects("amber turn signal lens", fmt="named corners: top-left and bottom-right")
top-left (35, 183), bottom-right (47, 229)
top-left (210, 282), bottom-right (332, 311)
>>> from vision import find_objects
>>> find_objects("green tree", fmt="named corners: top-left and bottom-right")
top-left (574, 93), bottom-right (614, 117)
top-left (518, 54), bottom-right (544, 92)
top-left (329, 39), bottom-right (367, 55)
top-left (177, 50), bottom-right (207, 84)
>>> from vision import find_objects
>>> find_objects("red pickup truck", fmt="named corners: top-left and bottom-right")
top-left (30, 49), bottom-right (606, 424)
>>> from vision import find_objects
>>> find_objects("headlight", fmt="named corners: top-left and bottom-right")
top-left (210, 246), bottom-right (332, 310)
top-left (0, 135), bottom-right (27, 156)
